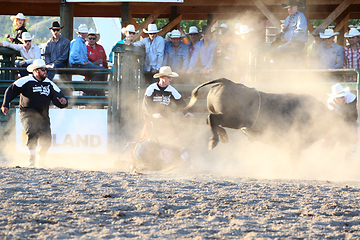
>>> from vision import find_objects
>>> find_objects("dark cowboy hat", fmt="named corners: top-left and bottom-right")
top-left (201, 25), bottom-right (211, 33)
top-left (282, 0), bottom-right (303, 8)
top-left (49, 21), bottom-right (64, 30)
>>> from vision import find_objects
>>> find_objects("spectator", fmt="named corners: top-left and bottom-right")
top-left (163, 29), bottom-right (189, 79)
top-left (215, 23), bottom-right (235, 72)
top-left (87, 29), bottom-right (108, 69)
top-left (185, 26), bottom-right (200, 58)
top-left (343, 29), bottom-right (360, 69)
top-left (326, 83), bottom-right (358, 159)
top-left (134, 24), bottom-right (165, 83)
top-left (317, 29), bottom-right (344, 69)
top-left (235, 25), bottom-right (254, 78)
top-left (276, 0), bottom-right (307, 61)
top-left (109, 24), bottom-right (138, 63)
top-left (186, 25), bottom-right (217, 75)
top-left (0, 32), bottom-right (41, 77)
top-left (69, 24), bottom-right (107, 94)
top-left (1, 59), bottom-right (68, 167)
top-left (5, 13), bottom-right (28, 45)
top-left (44, 21), bottom-right (70, 80)
top-left (308, 28), bottom-right (324, 68)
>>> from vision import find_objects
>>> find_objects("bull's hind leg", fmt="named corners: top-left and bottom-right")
top-left (207, 113), bottom-right (224, 150)
top-left (218, 126), bottom-right (228, 143)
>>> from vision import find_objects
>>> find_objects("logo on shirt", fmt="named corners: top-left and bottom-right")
top-left (154, 95), bottom-right (171, 105)
top-left (33, 85), bottom-right (50, 96)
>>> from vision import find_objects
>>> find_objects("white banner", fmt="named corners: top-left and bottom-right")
top-left (16, 109), bottom-right (108, 154)
top-left (67, 0), bottom-right (183, 2)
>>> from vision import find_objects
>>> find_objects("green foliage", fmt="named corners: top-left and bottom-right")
top-left (0, 15), bottom-right (96, 44)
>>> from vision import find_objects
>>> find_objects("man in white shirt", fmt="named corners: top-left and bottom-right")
top-left (0, 32), bottom-right (41, 77)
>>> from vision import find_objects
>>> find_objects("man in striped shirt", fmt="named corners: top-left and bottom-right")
top-left (343, 29), bottom-right (360, 81)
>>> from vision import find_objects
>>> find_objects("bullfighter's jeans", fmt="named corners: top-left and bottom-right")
top-left (20, 110), bottom-right (52, 157)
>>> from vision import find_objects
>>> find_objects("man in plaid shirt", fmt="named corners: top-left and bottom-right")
top-left (343, 29), bottom-right (360, 81)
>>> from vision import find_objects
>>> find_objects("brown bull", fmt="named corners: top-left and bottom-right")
top-left (186, 78), bottom-right (347, 155)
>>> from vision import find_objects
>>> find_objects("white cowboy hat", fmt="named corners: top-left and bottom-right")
top-left (153, 66), bottom-right (179, 78)
top-left (235, 22), bottom-right (243, 30)
top-left (27, 59), bottom-right (47, 73)
top-left (10, 13), bottom-right (29, 22)
top-left (75, 24), bottom-right (89, 34)
top-left (320, 29), bottom-right (339, 39)
top-left (236, 25), bottom-right (254, 35)
top-left (344, 28), bottom-right (360, 38)
top-left (143, 24), bottom-right (161, 34)
top-left (185, 26), bottom-right (199, 34)
top-left (87, 28), bottom-right (100, 41)
top-left (327, 83), bottom-right (350, 98)
top-left (170, 29), bottom-right (185, 39)
top-left (121, 24), bottom-right (139, 34)
top-left (20, 32), bottom-right (33, 42)
top-left (217, 23), bottom-right (228, 29)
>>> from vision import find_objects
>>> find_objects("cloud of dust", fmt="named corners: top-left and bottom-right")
top-left (175, 14), bottom-right (359, 182)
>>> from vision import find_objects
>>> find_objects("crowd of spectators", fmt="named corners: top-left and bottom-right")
top-left (2, 11), bottom-right (360, 86)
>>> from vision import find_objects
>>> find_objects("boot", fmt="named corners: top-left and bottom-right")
top-left (28, 155), bottom-right (36, 167)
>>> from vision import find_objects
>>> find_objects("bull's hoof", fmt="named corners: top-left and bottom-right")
top-left (208, 140), bottom-right (218, 150)
top-left (218, 127), bottom-right (228, 143)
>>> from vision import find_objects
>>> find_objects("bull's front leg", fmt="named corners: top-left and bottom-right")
top-left (207, 113), bottom-right (221, 150)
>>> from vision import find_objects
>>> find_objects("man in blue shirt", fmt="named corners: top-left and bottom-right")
top-left (163, 29), bottom-right (189, 81)
top-left (69, 24), bottom-right (107, 88)
top-left (276, 0), bottom-right (308, 60)
top-left (186, 25), bottom-right (217, 75)
top-left (134, 24), bottom-right (165, 83)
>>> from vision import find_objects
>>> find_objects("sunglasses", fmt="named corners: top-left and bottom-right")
top-left (52, 29), bottom-right (60, 32)
top-left (37, 68), bottom-right (47, 72)
top-left (149, 33), bottom-right (157, 35)
top-left (24, 40), bottom-right (31, 43)
top-left (88, 37), bottom-right (96, 40)
top-left (129, 32), bottom-right (135, 35)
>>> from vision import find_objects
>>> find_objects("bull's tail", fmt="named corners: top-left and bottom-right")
top-left (185, 78), bottom-right (233, 109)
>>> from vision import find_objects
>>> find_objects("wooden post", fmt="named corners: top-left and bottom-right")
top-left (334, 13), bottom-right (350, 46)
top-left (122, 2), bottom-right (132, 28)
top-left (253, 0), bottom-right (281, 31)
top-left (60, 0), bottom-right (74, 41)
top-left (316, 0), bottom-right (355, 30)
top-left (207, 14), bottom-right (214, 26)
top-left (170, 6), bottom-right (179, 30)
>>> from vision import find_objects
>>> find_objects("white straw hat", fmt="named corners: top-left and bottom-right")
top-left (121, 24), bottom-right (139, 34)
top-left (185, 26), bottom-right (199, 34)
top-left (153, 66), bottom-right (179, 78)
top-left (327, 83), bottom-right (350, 98)
top-left (20, 32), bottom-right (33, 42)
top-left (236, 25), bottom-right (254, 35)
top-left (320, 29), bottom-right (339, 39)
top-left (75, 24), bottom-right (89, 34)
top-left (143, 24), bottom-right (161, 34)
top-left (27, 59), bottom-right (47, 72)
top-left (344, 28), bottom-right (360, 38)
top-left (170, 29), bottom-right (185, 39)
top-left (10, 13), bottom-right (29, 22)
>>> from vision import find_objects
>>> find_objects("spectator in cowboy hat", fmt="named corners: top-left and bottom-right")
top-left (187, 25), bottom-right (217, 76)
top-left (44, 21), bottom-right (70, 80)
top-left (87, 28), bottom-right (108, 69)
top-left (163, 29), bottom-right (189, 79)
top-left (1, 59), bottom-right (68, 167)
top-left (109, 24), bottom-right (138, 63)
top-left (326, 83), bottom-right (358, 159)
top-left (69, 24), bottom-right (107, 94)
top-left (214, 23), bottom-right (236, 72)
top-left (134, 23), bottom-right (165, 83)
top-left (5, 13), bottom-right (29, 45)
top-left (185, 26), bottom-right (200, 58)
top-left (343, 28), bottom-right (360, 71)
top-left (0, 32), bottom-right (41, 77)
top-left (317, 28), bottom-right (344, 69)
top-left (308, 27), bottom-right (325, 67)
top-left (276, 0), bottom-right (308, 63)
